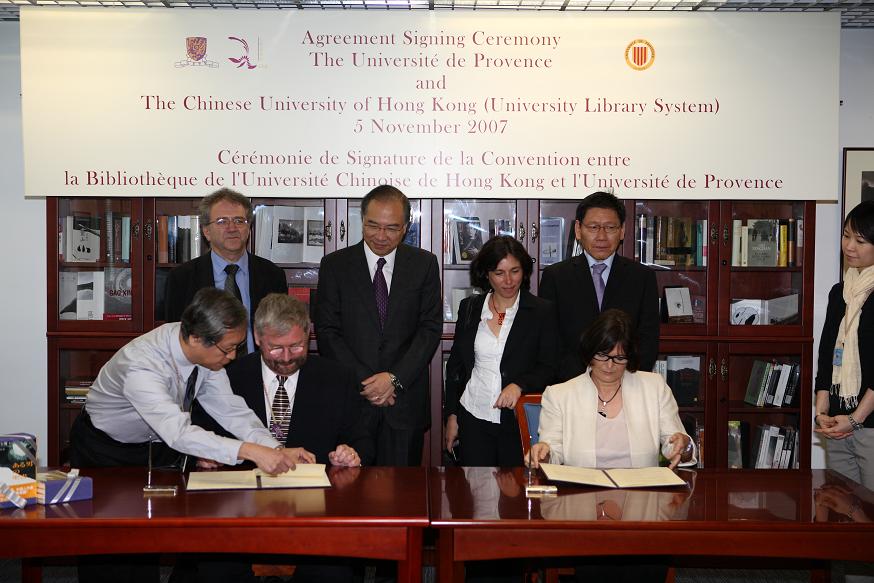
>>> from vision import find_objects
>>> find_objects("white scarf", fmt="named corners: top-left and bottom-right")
top-left (832, 265), bottom-right (874, 408)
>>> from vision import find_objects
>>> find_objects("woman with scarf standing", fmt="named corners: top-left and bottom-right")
top-left (815, 200), bottom-right (874, 488)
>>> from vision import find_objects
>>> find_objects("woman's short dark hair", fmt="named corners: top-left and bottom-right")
top-left (844, 200), bottom-right (874, 244)
top-left (578, 309), bottom-right (640, 373)
top-left (469, 235), bottom-right (533, 292)
top-left (180, 288), bottom-right (247, 346)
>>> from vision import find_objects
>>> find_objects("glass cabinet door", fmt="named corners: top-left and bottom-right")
top-left (635, 200), bottom-right (716, 335)
top-left (718, 201), bottom-right (810, 338)
top-left (441, 199), bottom-right (517, 323)
top-left (536, 200), bottom-right (581, 285)
top-left (150, 198), bottom-right (204, 325)
top-left (54, 197), bottom-right (140, 332)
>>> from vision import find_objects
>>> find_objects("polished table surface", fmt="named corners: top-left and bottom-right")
top-left (0, 466), bottom-right (428, 583)
top-left (430, 466), bottom-right (874, 576)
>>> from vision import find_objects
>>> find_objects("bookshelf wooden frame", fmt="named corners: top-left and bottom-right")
top-left (46, 198), bottom-right (815, 470)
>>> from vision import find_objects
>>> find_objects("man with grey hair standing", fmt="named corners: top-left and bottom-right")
top-left (164, 188), bottom-right (287, 354)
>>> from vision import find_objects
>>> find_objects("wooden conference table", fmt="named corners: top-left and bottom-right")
top-left (0, 466), bottom-right (428, 583)
top-left (430, 466), bottom-right (874, 583)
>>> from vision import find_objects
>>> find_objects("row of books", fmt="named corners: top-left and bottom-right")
top-left (729, 294), bottom-right (799, 326)
top-left (653, 356), bottom-right (700, 406)
top-left (728, 421), bottom-right (800, 469)
top-left (253, 206), bottom-right (325, 265)
top-left (634, 216), bottom-right (708, 268)
top-left (58, 268), bottom-right (132, 321)
top-left (59, 212), bottom-right (131, 265)
top-left (157, 215), bottom-right (203, 264)
top-left (743, 360), bottom-right (800, 408)
top-left (731, 218), bottom-right (803, 267)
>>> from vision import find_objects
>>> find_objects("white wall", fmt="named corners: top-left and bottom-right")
top-left (1, 19), bottom-right (872, 466)
top-left (810, 28), bottom-right (874, 468)
top-left (0, 22), bottom-right (47, 458)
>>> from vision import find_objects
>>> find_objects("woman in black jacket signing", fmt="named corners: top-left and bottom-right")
top-left (444, 235), bottom-right (559, 466)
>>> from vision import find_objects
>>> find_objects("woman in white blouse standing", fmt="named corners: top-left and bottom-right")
top-left (444, 235), bottom-right (559, 466)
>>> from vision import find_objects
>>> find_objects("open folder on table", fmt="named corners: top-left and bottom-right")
top-left (187, 464), bottom-right (331, 491)
top-left (539, 464), bottom-right (686, 488)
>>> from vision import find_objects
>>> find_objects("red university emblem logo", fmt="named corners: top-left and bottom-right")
top-left (625, 39), bottom-right (655, 71)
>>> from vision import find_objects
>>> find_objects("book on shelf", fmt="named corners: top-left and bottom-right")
top-left (76, 271), bottom-right (104, 320)
top-left (64, 214), bottom-right (101, 263)
top-left (743, 359), bottom-right (772, 407)
top-left (190, 215), bottom-right (201, 259)
top-left (157, 215), bottom-right (169, 263)
top-left (750, 424), bottom-right (798, 469)
top-left (727, 420), bottom-right (743, 469)
top-left (636, 216), bottom-right (706, 267)
top-left (167, 215), bottom-right (178, 264)
top-left (104, 267), bottom-right (132, 321)
top-left (662, 286), bottom-right (694, 323)
top-left (765, 293), bottom-right (799, 325)
top-left (58, 272), bottom-right (78, 320)
top-left (450, 217), bottom-right (484, 264)
top-left (104, 202), bottom-right (114, 264)
top-left (539, 217), bottom-right (564, 266)
top-left (747, 219), bottom-right (779, 267)
top-left (730, 298), bottom-right (765, 325)
top-left (176, 215), bottom-right (191, 264)
top-left (666, 355), bottom-right (700, 406)
top-left (269, 206), bottom-right (324, 264)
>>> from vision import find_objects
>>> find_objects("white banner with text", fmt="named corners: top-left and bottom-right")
top-left (21, 9), bottom-right (839, 199)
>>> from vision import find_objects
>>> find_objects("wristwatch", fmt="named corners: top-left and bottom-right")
top-left (848, 414), bottom-right (864, 432)
top-left (388, 373), bottom-right (404, 393)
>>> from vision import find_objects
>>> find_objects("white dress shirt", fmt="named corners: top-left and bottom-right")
top-left (459, 292), bottom-right (520, 424)
top-left (85, 323), bottom-right (279, 465)
top-left (363, 243), bottom-right (397, 291)
top-left (260, 357), bottom-right (301, 429)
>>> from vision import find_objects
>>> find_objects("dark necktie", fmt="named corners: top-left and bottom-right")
top-left (374, 257), bottom-right (389, 330)
top-left (270, 375), bottom-right (291, 442)
top-left (592, 263), bottom-right (607, 309)
top-left (224, 264), bottom-right (242, 302)
top-left (223, 264), bottom-right (248, 355)
top-left (182, 367), bottom-right (198, 412)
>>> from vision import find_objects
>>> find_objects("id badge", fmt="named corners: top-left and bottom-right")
top-left (833, 347), bottom-right (843, 367)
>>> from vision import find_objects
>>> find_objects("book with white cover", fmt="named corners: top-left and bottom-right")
top-left (58, 271), bottom-right (78, 320)
top-left (76, 271), bottom-right (104, 320)
top-left (65, 215), bottom-right (101, 263)
top-left (539, 217), bottom-right (564, 266)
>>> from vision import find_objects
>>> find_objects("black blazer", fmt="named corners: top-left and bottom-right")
top-left (815, 282), bottom-right (874, 427)
top-left (164, 251), bottom-right (288, 324)
top-left (444, 291), bottom-right (558, 420)
top-left (315, 242), bottom-right (442, 430)
top-left (192, 353), bottom-right (375, 465)
top-left (539, 254), bottom-right (660, 381)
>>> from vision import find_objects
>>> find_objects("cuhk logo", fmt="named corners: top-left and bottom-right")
top-left (625, 39), bottom-right (655, 71)
top-left (175, 36), bottom-right (218, 68)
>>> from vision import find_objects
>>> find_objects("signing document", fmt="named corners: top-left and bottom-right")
top-left (187, 464), bottom-right (331, 491)
top-left (540, 464), bottom-right (686, 489)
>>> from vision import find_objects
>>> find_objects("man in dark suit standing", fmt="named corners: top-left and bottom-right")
top-left (539, 191), bottom-right (659, 382)
top-left (193, 293), bottom-right (373, 466)
top-left (316, 185), bottom-right (442, 466)
top-left (164, 188), bottom-right (287, 353)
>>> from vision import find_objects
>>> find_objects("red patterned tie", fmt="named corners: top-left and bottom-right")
top-left (374, 257), bottom-right (388, 330)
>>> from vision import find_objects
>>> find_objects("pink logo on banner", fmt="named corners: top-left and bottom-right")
top-left (228, 36), bottom-right (258, 70)
top-left (624, 39), bottom-right (655, 71)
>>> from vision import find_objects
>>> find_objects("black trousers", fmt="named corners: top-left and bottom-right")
top-left (364, 406), bottom-right (425, 467)
top-left (457, 406), bottom-right (524, 467)
top-left (69, 409), bottom-right (179, 583)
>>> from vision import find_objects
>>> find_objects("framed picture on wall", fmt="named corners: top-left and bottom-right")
top-left (842, 147), bottom-right (874, 219)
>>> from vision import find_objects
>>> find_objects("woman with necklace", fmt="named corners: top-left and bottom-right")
top-left (528, 309), bottom-right (695, 583)
top-left (529, 308), bottom-right (695, 471)
top-left (444, 235), bottom-right (559, 466)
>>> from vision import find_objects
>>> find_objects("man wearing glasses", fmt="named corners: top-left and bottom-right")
top-left (165, 188), bottom-right (287, 354)
top-left (316, 185), bottom-right (441, 466)
top-left (70, 287), bottom-right (308, 472)
top-left (194, 293), bottom-right (373, 467)
top-left (539, 191), bottom-right (659, 382)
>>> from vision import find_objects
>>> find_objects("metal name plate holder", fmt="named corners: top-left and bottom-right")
top-left (143, 440), bottom-right (177, 496)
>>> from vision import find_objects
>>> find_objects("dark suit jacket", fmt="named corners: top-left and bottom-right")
top-left (315, 242), bottom-right (442, 430)
top-left (192, 353), bottom-right (375, 465)
top-left (444, 291), bottom-right (559, 420)
top-left (164, 251), bottom-right (287, 324)
top-left (539, 254), bottom-right (659, 381)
